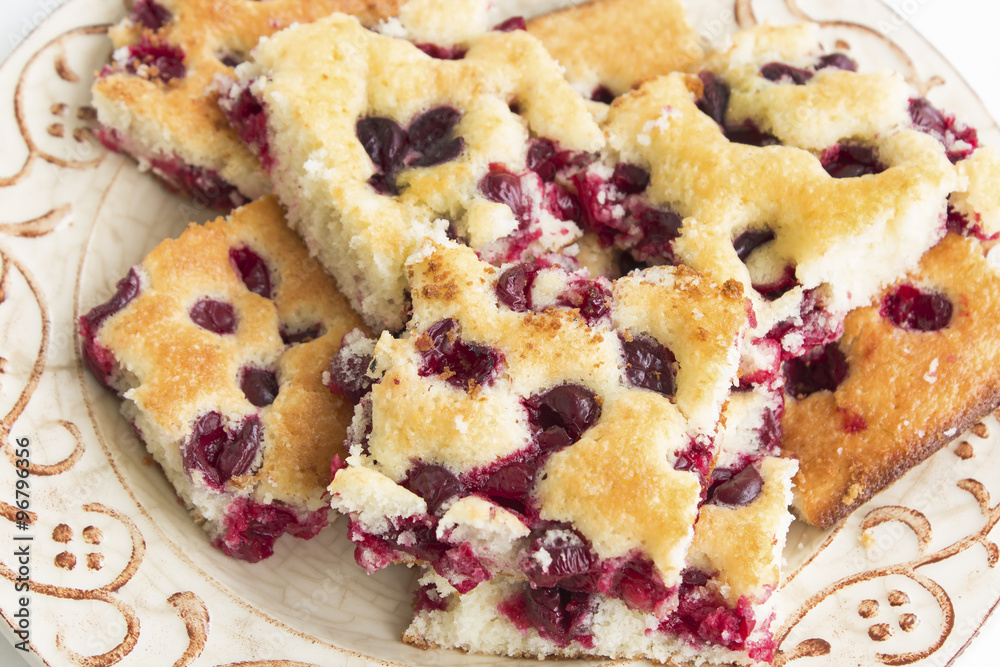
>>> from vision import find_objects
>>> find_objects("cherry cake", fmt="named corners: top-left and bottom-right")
top-left (78, 197), bottom-right (368, 561)
top-left (91, 0), bottom-right (402, 209)
top-left (218, 5), bottom-right (605, 330)
top-left (325, 240), bottom-right (797, 663)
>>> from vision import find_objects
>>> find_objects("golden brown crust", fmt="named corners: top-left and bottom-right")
top-left (526, 0), bottom-right (702, 96)
top-left (100, 196), bottom-right (368, 506)
top-left (783, 234), bottom-right (1000, 528)
top-left (93, 0), bottom-right (403, 191)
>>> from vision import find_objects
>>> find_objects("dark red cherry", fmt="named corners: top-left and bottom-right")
top-left (230, 247), bottom-right (272, 299)
top-left (783, 342), bottom-right (848, 399)
top-left (816, 53), bottom-right (858, 72)
top-left (754, 265), bottom-right (798, 301)
top-left (325, 344), bottom-right (374, 403)
top-left (409, 137), bottom-right (464, 168)
top-left (480, 168), bottom-right (528, 224)
top-left (408, 107), bottom-right (463, 167)
top-left (909, 97), bottom-right (948, 136)
top-left (543, 182), bottom-right (582, 222)
top-left (591, 85), bottom-right (615, 104)
top-left (523, 528), bottom-right (596, 588)
top-left (477, 460), bottom-right (536, 502)
top-left (184, 412), bottom-right (261, 489)
top-left (708, 465), bottom-right (764, 506)
top-left (125, 37), bottom-right (186, 83)
top-left (760, 62), bottom-right (814, 85)
top-left (558, 280), bottom-right (611, 325)
top-left (611, 163), bottom-right (650, 195)
top-left (621, 333), bottom-right (677, 398)
top-left (523, 587), bottom-right (589, 643)
top-left (356, 116), bottom-right (409, 173)
top-left (495, 263), bottom-right (538, 311)
top-left (190, 299), bottom-right (236, 334)
top-left (415, 43), bottom-right (467, 60)
top-left (214, 498), bottom-right (302, 562)
top-left (223, 87), bottom-right (272, 170)
top-left (525, 384), bottom-right (601, 451)
top-left (402, 463), bottom-right (464, 514)
top-left (82, 267), bottom-right (141, 334)
top-left (725, 120), bottom-right (780, 147)
top-left (280, 324), bottom-right (322, 345)
top-left (881, 284), bottom-right (953, 331)
top-left (131, 0), bottom-right (171, 30)
top-left (367, 173), bottom-right (399, 195)
top-left (241, 368), bottom-right (279, 407)
top-left (633, 205), bottom-right (683, 260)
top-left (418, 319), bottom-right (503, 390)
top-left (493, 16), bottom-right (527, 32)
top-left (696, 71), bottom-right (730, 126)
top-left (733, 227), bottom-right (775, 262)
top-left (820, 144), bottom-right (884, 179)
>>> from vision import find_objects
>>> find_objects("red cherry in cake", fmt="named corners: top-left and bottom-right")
top-left (223, 87), bottom-right (273, 170)
top-left (816, 53), bottom-right (858, 72)
top-left (415, 43), bottom-right (468, 60)
top-left (130, 0), bottom-right (171, 31)
top-left (881, 284), bottom-right (953, 331)
top-left (476, 459), bottom-right (536, 508)
top-left (696, 71), bottom-right (730, 127)
top-left (591, 85), bottom-right (615, 104)
top-left (558, 279), bottom-right (611, 325)
top-left (189, 299), bottom-right (237, 334)
top-left (408, 107), bottom-right (464, 167)
top-left (402, 463), bottom-right (464, 514)
top-left (543, 182), bottom-right (582, 222)
top-left (495, 263), bottom-right (539, 312)
top-left (733, 227), bottom-right (775, 262)
top-left (759, 62), bottom-right (814, 85)
top-left (621, 333), bottom-right (677, 398)
top-left (480, 167), bottom-right (529, 225)
top-left (280, 324), bottom-right (323, 345)
top-left (725, 120), bottom-right (780, 147)
top-left (184, 412), bottom-right (261, 489)
top-left (215, 497), bottom-right (318, 563)
top-left (611, 163), bottom-right (650, 195)
top-left (525, 384), bottom-right (602, 452)
top-left (82, 267), bottom-right (141, 335)
top-left (326, 344), bottom-right (375, 403)
top-left (241, 367), bottom-right (279, 407)
top-left (492, 16), bottom-right (527, 32)
top-left (820, 144), bottom-right (885, 179)
top-left (909, 97), bottom-right (948, 136)
top-left (418, 318), bottom-right (503, 390)
top-left (522, 526), bottom-right (597, 588)
top-left (523, 587), bottom-right (591, 647)
top-left (754, 265), bottom-right (798, 301)
top-left (357, 116), bottom-right (409, 174)
top-left (125, 36), bottom-right (186, 83)
top-left (230, 247), bottom-right (272, 299)
top-left (707, 465), bottom-right (764, 507)
top-left (783, 341), bottom-right (848, 399)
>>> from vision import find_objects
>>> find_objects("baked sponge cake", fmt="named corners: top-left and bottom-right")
top-left (325, 240), bottom-right (797, 661)
top-left (525, 0), bottom-right (703, 101)
top-left (79, 196), bottom-right (368, 561)
top-left (404, 456), bottom-right (797, 664)
top-left (220, 6), bottom-right (605, 330)
top-left (782, 232), bottom-right (1000, 527)
top-left (92, 0), bottom-right (402, 208)
top-left (577, 27), bottom-right (957, 360)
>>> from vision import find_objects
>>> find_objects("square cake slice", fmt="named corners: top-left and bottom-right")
top-left (326, 239), bottom-right (770, 626)
top-left (78, 196), bottom-right (369, 561)
top-left (219, 7), bottom-right (605, 329)
top-left (92, 0), bottom-right (402, 208)
top-left (402, 456), bottom-right (797, 665)
top-left (782, 232), bottom-right (1000, 527)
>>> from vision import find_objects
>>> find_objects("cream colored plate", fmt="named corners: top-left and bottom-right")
top-left (1, 0), bottom-right (999, 665)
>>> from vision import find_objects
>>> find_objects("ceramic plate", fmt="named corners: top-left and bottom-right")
top-left (2, 0), bottom-right (1000, 665)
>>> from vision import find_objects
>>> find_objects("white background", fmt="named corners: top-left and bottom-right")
top-left (2, 0), bottom-right (1000, 665)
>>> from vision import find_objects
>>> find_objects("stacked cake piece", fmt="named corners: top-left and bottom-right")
top-left (326, 240), bottom-right (796, 662)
